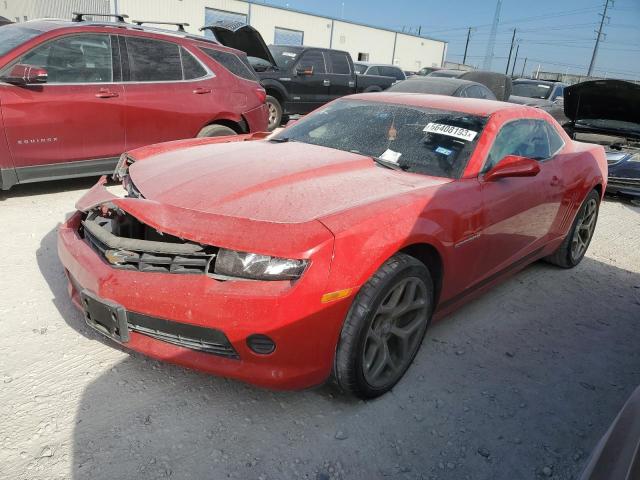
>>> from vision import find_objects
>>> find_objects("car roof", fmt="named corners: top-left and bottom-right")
top-left (348, 91), bottom-right (524, 116)
top-left (388, 77), bottom-right (480, 95)
top-left (354, 62), bottom-right (400, 68)
top-left (514, 78), bottom-right (565, 86)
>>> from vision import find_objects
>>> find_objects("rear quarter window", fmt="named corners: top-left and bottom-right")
top-left (126, 36), bottom-right (182, 81)
top-left (200, 47), bottom-right (257, 81)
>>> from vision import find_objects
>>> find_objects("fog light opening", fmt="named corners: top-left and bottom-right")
top-left (247, 334), bottom-right (276, 355)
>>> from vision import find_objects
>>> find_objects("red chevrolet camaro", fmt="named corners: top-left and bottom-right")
top-left (58, 93), bottom-right (607, 398)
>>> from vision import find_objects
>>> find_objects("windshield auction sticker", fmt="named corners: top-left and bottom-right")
top-left (424, 123), bottom-right (478, 141)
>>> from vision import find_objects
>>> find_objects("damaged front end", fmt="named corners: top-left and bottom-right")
top-left (81, 207), bottom-right (217, 275)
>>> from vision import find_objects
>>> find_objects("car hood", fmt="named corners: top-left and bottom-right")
top-left (129, 141), bottom-right (450, 224)
top-left (564, 80), bottom-right (640, 129)
top-left (206, 22), bottom-right (276, 67)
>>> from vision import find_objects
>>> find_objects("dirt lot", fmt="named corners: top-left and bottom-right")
top-left (1, 178), bottom-right (639, 480)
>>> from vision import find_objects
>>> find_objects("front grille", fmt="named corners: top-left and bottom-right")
top-left (128, 311), bottom-right (239, 358)
top-left (81, 210), bottom-right (217, 275)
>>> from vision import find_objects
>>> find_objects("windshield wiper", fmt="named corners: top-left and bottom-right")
top-left (269, 137), bottom-right (290, 143)
top-left (371, 156), bottom-right (405, 171)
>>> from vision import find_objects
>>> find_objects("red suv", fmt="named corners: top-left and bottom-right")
top-left (0, 13), bottom-right (268, 190)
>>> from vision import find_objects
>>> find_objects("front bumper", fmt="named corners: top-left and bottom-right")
top-left (57, 211), bottom-right (352, 390)
top-left (606, 176), bottom-right (640, 198)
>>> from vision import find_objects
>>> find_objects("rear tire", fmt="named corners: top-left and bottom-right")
top-left (333, 253), bottom-right (433, 399)
top-left (545, 189), bottom-right (600, 268)
top-left (197, 124), bottom-right (237, 138)
top-left (266, 95), bottom-right (283, 131)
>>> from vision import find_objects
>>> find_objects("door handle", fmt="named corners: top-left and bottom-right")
top-left (193, 87), bottom-right (212, 94)
top-left (323, 79), bottom-right (331, 87)
top-left (95, 89), bottom-right (119, 98)
top-left (348, 81), bottom-right (355, 87)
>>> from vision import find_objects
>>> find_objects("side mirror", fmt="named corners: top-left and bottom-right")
top-left (295, 65), bottom-right (313, 76)
top-left (484, 155), bottom-right (540, 181)
top-left (0, 64), bottom-right (48, 85)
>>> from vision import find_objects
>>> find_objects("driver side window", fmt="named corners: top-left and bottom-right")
top-left (483, 119), bottom-right (553, 172)
top-left (15, 34), bottom-right (113, 84)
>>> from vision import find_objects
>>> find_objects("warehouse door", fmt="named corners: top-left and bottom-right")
top-left (203, 8), bottom-right (247, 39)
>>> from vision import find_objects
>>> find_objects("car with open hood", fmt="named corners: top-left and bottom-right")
top-left (563, 79), bottom-right (640, 202)
top-left (58, 93), bottom-right (607, 398)
top-left (206, 22), bottom-right (396, 130)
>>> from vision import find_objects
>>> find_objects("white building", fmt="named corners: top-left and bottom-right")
top-left (2, 0), bottom-right (447, 71)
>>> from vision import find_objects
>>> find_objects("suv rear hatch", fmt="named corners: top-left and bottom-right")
top-left (203, 21), bottom-right (276, 68)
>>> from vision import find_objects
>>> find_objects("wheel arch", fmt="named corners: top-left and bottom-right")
top-left (261, 80), bottom-right (287, 104)
top-left (399, 243), bottom-right (444, 306)
top-left (199, 117), bottom-right (247, 135)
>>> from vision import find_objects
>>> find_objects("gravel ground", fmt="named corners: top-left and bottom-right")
top-left (1, 178), bottom-right (639, 480)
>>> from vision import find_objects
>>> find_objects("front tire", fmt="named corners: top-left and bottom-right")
top-left (545, 189), bottom-right (600, 268)
top-left (333, 253), bottom-right (434, 399)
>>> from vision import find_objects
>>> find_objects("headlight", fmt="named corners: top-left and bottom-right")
top-left (213, 248), bottom-right (308, 280)
top-left (113, 153), bottom-right (135, 181)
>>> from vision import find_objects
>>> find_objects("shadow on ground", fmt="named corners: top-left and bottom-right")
top-left (35, 215), bottom-right (640, 479)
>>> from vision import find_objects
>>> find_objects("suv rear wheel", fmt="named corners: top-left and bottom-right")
top-left (197, 124), bottom-right (237, 137)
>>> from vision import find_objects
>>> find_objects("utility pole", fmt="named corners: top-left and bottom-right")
top-left (505, 28), bottom-right (516, 74)
top-left (483, 0), bottom-right (503, 70)
top-left (520, 57), bottom-right (528, 77)
top-left (510, 43), bottom-right (519, 77)
top-left (588, 0), bottom-right (612, 76)
top-left (463, 27), bottom-right (472, 64)
top-left (418, 25), bottom-right (421, 35)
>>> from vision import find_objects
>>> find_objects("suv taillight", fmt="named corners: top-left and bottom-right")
top-left (255, 87), bottom-right (266, 104)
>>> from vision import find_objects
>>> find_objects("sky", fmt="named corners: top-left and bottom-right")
top-left (259, 0), bottom-right (640, 80)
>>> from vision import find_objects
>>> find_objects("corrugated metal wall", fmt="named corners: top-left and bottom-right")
top-left (3, 0), bottom-right (109, 22)
top-left (3, 0), bottom-right (446, 70)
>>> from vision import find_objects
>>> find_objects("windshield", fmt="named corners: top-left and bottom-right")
top-left (512, 82), bottom-right (553, 99)
top-left (272, 99), bottom-right (488, 179)
top-left (353, 63), bottom-right (367, 74)
top-left (0, 24), bottom-right (44, 57)
top-left (268, 46), bottom-right (302, 69)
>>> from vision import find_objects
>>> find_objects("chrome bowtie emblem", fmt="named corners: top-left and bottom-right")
top-left (104, 249), bottom-right (134, 265)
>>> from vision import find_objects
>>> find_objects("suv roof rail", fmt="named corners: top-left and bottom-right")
top-left (72, 12), bottom-right (129, 23)
top-left (133, 20), bottom-right (189, 32)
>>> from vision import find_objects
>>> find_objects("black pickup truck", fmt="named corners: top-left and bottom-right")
top-left (209, 23), bottom-right (396, 129)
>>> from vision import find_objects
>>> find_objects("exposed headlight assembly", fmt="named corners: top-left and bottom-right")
top-left (214, 248), bottom-right (308, 280)
top-left (113, 153), bottom-right (135, 181)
